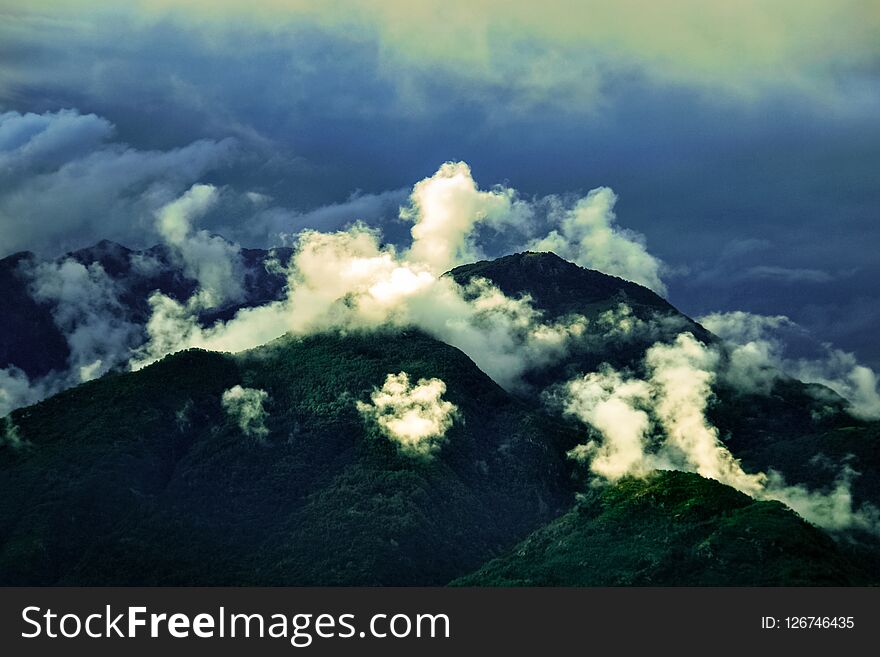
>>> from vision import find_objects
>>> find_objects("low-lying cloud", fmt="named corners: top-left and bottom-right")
top-left (0, 256), bottom-right (142, 417)
top-left (356, 372), bottom-right (457, 459)
top-left (0, 367), bottom-right (49, 419)
top-left (155, 183), bottom-right (245, 309)
top-left (3, 153), bottom-right (877, 532)
top-left (700, 311), bottom-right (880, 420)
top-left (23, 257), bottom-right (141, 383)
top-left (562, 331), bottom-right (880, 534)
top-left (0, 416), bottom-right (24, 449)
top-left (221, 385), bottom-right (270, 441)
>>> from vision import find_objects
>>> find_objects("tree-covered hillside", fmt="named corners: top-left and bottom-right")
top-left (452, 471), bottom-right (875, 586)
top-left (0, 331), bottom-right (578, 585)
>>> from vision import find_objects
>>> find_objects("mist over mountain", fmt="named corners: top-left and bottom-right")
top-left (2, 246), bottom-right (879, 585)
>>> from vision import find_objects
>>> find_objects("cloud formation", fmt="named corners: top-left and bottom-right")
top-left (562, 331), bottom-right (880, 534)
top-left (16, 1), bottom-right (876, 104)
top-left (131, 163), bottom-right (603, 387)
top-left (356, 372), bottom-right (457, 458)
top-left (404, 161), bottom-right (526, 273)
top-left (23, 258), bottom-right (141, 383)
top-left (0, 416), bottom-right (24, 449)
top-left (155, 183), bottom-right (244, 308)
top-left (529, 188), bottom-right (666, 294)
top-left (565, 333), bottom-right (764, 496)
top-left (0, 255), bottom-right (143, 416)
top-left (700, 311), bottom-right (880, 420)
top-left (221, 385), bottom-right (270, 441)
top-left (0, 367), bottom-right (50, 418)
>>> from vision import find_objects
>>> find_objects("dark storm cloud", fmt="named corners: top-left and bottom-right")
top-left (0, 109), bottom-right (237, 257)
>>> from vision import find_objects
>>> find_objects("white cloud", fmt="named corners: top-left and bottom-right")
top-left (132, 163), bottom-right (596, 388)
top-left (356, 372), bottom-right (457, 458)
top-left (644, 334), bottom-right (765, 496)
top-left (404, 161), bottom-right (526, 274)
top-left (23, 257), bottom-right (141, 384)
top-left (563, 368), bottom-right (653, 480)
top-left (563, 330), bottom-right (880, 534)
top-left (0, 366), bottom-right (51, 418)
top-left (528, 187), bottom-right (667, 295)
top-left (700, 310), bottom-right (880, 419)
top-left (154, 183), bottom-right (244, 309)
top-left (221, 385), bottom-right (270, 441)
top-left (765, 468), bottom-right (880, 535)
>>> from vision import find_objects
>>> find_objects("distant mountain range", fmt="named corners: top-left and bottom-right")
top-left (1, 245), bottom-right (877, 585)
top-left (0, 240), bottom-right (292, 380)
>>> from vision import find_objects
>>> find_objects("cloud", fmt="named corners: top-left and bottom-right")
top-left (562, 331), bottom-right (880, 534)
top-left (563, 368), bottom-right (653, 480)
top-left (528, 188), bottom-right (666, 295)
top-left (154, 183), bottom-right (244, 308)
top-left (221, 384), bottom-right (270, 441)
top-left (692, 249), bottom-right (840, 287)
top-left (739, 265), bottom-right (836, 284)
top-left (131, 163), bottom-right (596, 388)
top-left (565, 333), bottom-right (764, 496)
top-left (0, 416), bottom-right (25, 449)
top-left (792, 353), bottom-right (880, 422)
top-left (0, 367), bottom-right (51, 418)
top-left (0, 108), bottom-right (112, 173)
top-left (0, 256), bottom-right (142, 417)
top-left (765, 468), bottom-right (880, 535)
top-left (356, 372), bottom-right (457, 458)
top-left (700, 311), bottom-right (880, 419)
top-left (276, 188), bottom-right (409, 243)
top-left (404, 161), bottom-right (527, 273)
top-left (16, 1), bottom-right (876, 106)
top-left (592, 303), bottom-right (688, 344)
top-left (644, 334), bottom-right (767, 495)
top-left (281, 220), bottom-right (589, 388)
top-left (1, 180), bottom-right (255, 414)
top-left (133, 218), bottom-right (588, 389)
top-left (0, 109), bottom-right (236, 258)
top-left (22, 257), bottom-right (141, 383)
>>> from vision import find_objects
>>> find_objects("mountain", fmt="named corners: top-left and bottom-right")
top-left (0, 331), bottom-right (578, 585)
top-left (452, 471), bottom-right (875, 586)
top-left (450, 252), bottom-right (714, 384)
top-left (449, 252), bottom-right (688, 322)
top-left (2, 248), bottom-right (879, 585)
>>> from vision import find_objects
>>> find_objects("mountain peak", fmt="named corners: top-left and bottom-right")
top-left (67, 239), bottom-right (134, 276)
top-left (448, 251), bottom-right (679, 319)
